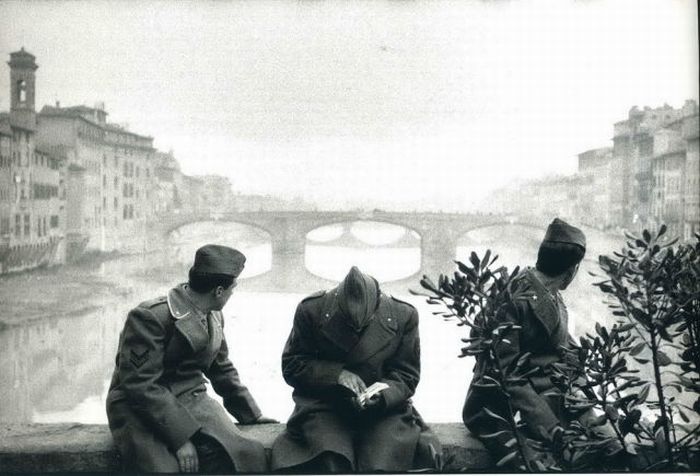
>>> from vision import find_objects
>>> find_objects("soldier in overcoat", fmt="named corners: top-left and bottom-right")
top-left (106, 244), bottom-right (276, 473)
top-left (462, 218), bottom-right (621, 466)
top-left (271, 266), bottom-right (441, 473)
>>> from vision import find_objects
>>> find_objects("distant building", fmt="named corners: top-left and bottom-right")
top-left (37, 102), bottom-right (156, 255)
top-left (195, 174), bottom-right (234, 213)
top-left (577, 147), bottom-right (614, 229)
top-left (0, 49), bottom-right (65, 274)
top-left (153, 150), bottom-right (182, 213)
top-left (611, 103), bottom-right (691, 231)
top-left (478, 174), bottom-right (583, 225)
top-left (477, 100), bottom-right (699, 241)
top-left (649, 128), bottom-right (686, 237)
top-left (681, 113), bottom-right (699, 240)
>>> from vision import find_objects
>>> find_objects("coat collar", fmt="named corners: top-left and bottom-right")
top-left (168, 284), bottom-right (210, 353)
top-left (320, 290), bottom-right (398, 361)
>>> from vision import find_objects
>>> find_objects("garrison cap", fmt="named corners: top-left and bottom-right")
top-left (191, 244), bottom-right (246, 277)
top-left (338, 266), bottom-right (380, 331)
top-left (541, 218), bottom-right (586, 250)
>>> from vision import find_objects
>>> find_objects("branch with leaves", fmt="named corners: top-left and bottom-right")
top-left (413, 250), bottom-right (543, 471)
top-left (593, 226), bottom-right (700, 470)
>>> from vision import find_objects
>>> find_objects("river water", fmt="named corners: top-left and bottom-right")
top-left (0, 221), bottom-right (627, 425)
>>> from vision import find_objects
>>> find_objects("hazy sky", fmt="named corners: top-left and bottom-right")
top-left (0, 0), bottom-right (697, 210)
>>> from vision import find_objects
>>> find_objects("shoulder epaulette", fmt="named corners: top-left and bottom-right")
top-left (389, 294), bottom-right (416, 310)
top-left (139, 296), bottom-right (167, 309)
top-left (301, 290), bottom-right (326, 302)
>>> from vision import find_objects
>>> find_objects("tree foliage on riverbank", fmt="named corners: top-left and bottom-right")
top-left (415, 227), bottom-right (699, 472)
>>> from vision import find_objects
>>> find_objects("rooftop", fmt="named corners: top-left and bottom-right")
top-left (8, 47), bottom-right (38, 69)
top-left (40, 105), bottom-right (153, 142)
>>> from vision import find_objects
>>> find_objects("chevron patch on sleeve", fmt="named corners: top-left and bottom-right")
top-left (130, 348), bottom-right (150, 368)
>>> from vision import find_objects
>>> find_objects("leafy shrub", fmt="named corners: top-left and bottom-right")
top-left (416, 228), bottom-right (699, 471)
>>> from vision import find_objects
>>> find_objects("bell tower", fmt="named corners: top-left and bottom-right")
top-left (8, 47), bottom-right (38, 130)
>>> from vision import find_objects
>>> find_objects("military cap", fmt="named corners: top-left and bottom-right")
top-left (541, 218), bottom-right (586, 250)
top-left (191, 244), bottom-right (246, 277)
top-left (338, 266), bottom-right (380, 331)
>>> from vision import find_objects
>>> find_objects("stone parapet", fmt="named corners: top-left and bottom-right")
top-left (0, 422), bottom-right (491, 472)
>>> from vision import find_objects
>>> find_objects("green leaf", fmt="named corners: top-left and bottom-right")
top-left (504, 437), bottom-right (517, 448)
top-left (636, 384), bottom-right (651, 404)
top-left (629, 342), bottom-right (646, 355)
top-left (496, 451), bottom-right (518, 468)
top-left (605, 405), bottom-right (619, 422)
top-left (481, 249), bottom-right (491, 270)
top-left (656, 351), bottom-right (672, 366)
top-left (654, 427), bottom-right (667, 457)
top-left (658, 224), bottom-right (667, 238)
top-left (643, 229), bottom-right (652, 243)
top-left (469, 252), bottom-right (480, 269)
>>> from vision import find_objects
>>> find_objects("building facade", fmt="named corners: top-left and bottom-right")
top-left (0, 49), bottom-right (65, 274)
top-left (2, 48), bottom-right (242, 273)
top-left (611, 104), bottom-right (686, 230)
top-left (682, 113), bottom-right (699, 240)
top-left (479, 100), bottom-right (699, 242)
top-left (37, 103), bottom-right (156, 255)
top-left (577, 147), bottom-right (614, 229)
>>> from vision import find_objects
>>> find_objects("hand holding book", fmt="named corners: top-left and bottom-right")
top-left (356, 382), bottom-right (389, 408)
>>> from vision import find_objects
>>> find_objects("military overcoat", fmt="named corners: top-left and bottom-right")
top-left (271, 290), bottom-right (441, 472)
top-left (462, 268), bottom-right (572, 450)
top-left (106, 284), bottom-right (267, 472)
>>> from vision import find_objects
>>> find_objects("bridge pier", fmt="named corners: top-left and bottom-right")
top-left (268, 217), bottom-right (309, 291)
top-left (420, 226), bottom-right (460, 280)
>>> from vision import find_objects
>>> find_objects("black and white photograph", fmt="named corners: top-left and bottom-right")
top-left (0, 0), bottom-right (698, 472)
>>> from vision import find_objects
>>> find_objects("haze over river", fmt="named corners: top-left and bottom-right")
top-left (0, 221), bottom-right (627, 424)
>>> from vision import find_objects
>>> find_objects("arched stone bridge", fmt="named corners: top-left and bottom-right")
top-left (154, 210), bottom-right (548, 293)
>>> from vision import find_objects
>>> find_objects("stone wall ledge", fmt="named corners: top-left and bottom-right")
top-left (0, 422), bottom-right (491, 473)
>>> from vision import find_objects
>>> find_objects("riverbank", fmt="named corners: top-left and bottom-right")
top-left (0, 254), bottom-right (132, 328)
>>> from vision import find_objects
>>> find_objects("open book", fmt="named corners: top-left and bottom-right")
top-left (356, 382), bottom-right (389, 407)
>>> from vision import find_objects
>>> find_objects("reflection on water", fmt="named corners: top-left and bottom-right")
top-left (306, 221), bottom-right (421, 282)
top-left (306, 246), bottom-right (421, 282)
top-left (0, 222), bottom-right (629, 425)
top-left (171, 222), bottom-right (273, 278)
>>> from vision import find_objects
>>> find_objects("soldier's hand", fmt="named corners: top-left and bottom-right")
top-left (175, 439), bottom-right (199, 473)
top-left (338, 369), bottom-right (366, 396)
top-left (363, 393), bottom-right (384, 410)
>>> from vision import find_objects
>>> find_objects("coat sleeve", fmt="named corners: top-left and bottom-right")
top-left (381, 307), bottom-right (421, 411)
top-left (205, 335), bottom-right (262, 424)
top-left (117, 307), bottom-right (201, 451)
top-left (493, 302), bottom-right (561, 437)
top-left (281, 302), bottom-right (345, 390)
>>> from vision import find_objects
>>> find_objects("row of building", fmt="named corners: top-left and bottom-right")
top-left (0, 49), bottom-right (237, 274)
top-left (483, 100), bottom-right (699, 241)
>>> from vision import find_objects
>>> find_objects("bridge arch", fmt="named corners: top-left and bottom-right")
top-left (305, 219), bottom-right (423, 245)
top-left (151, 210), bottom-right (546, 292)
top-left (305, 220), bottom-right (422, 283)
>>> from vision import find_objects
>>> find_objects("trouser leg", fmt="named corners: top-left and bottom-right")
top-left (192, 432), bottom-right (237, 474)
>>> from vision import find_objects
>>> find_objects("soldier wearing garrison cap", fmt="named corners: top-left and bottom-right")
top-left (106, 244), bottom-right (276, 473)
top-left (462, 218), bottom-right (622, 467)
top-left (271, 266), bottom-right (442, 473)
